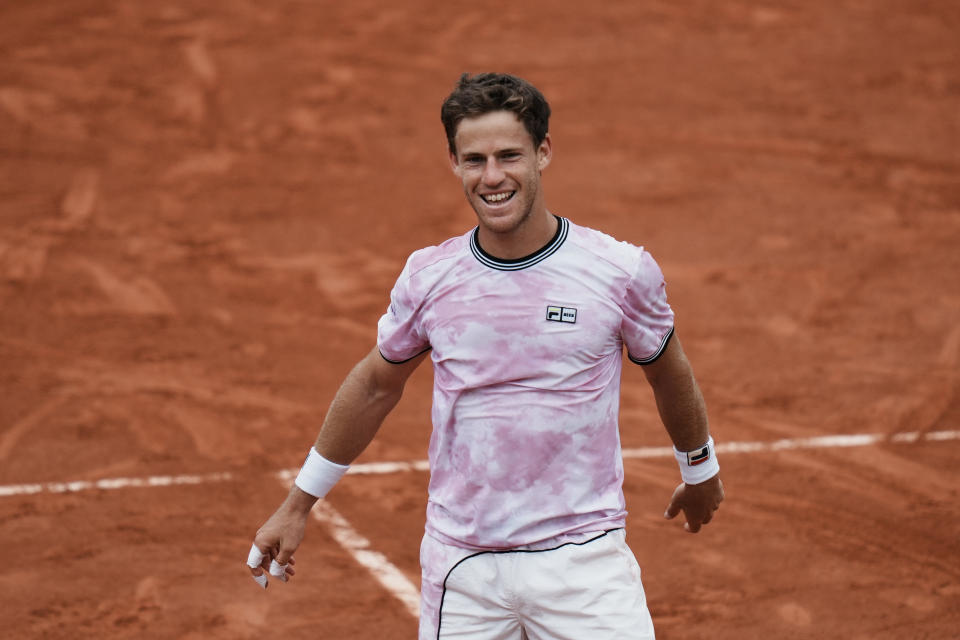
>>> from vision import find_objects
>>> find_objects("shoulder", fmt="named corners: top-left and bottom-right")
top-left (563, 220), bottom-right (669, 305)
top-left (396, 229), bottom-right (473, 285)
top-left (564, 219), bottom-right (649, 276)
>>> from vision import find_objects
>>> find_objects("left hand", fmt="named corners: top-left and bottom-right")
top-left (664, 474), bottom-right (724, 533)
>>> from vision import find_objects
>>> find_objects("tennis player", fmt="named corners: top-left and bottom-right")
top-left (246, 72), bottom-right (724, 639)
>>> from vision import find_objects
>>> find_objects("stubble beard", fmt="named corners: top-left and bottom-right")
top-left (472, 198), bottom-right (533, 236)
top-left (467, 177), bottom-right (539, 237)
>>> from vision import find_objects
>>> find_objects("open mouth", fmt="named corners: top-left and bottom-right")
top-left (480, 191), bottom-right (516, 206)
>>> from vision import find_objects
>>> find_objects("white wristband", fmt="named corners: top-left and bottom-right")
top-left (674, 436), bottom-right (720, 485)
top-left (294, 447), bottom-right (349, 498)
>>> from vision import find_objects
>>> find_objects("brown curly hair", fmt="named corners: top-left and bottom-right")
top-left (440, 73), bottom-right (551, 155)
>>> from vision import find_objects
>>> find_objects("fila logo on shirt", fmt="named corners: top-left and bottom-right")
top-left (546, 305), bottom-right (577, 323)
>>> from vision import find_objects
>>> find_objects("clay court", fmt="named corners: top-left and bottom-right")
top-left (1, 1), bottom-right (958, 638)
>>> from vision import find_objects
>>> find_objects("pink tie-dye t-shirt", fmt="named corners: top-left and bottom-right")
top-left (377, 217), bottom-right (674, 550)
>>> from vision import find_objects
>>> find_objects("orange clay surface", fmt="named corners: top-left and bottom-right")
top-left (1, 2), bottom-right (958, 638)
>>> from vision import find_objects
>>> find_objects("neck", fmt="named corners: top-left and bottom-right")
top-left (476, 209), bottom-right (558, 260)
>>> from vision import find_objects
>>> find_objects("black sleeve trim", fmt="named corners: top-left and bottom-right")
top-left (627, 326), bottom-right (674, 366)
top-left (379, 346), bottom-right (432, 365)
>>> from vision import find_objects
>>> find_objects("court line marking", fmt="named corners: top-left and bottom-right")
top-left (3, 429), bottom-right (957, 622)
top-left (287, 428), bottom-right (960, 622)
top-left (1, 429), bottom-right (957, 497)
top-left (0, 471), bottom-right (234, 497)
top-left (310, 500), bottom-right (421, 617)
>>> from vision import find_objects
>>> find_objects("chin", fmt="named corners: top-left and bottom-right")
top-left (477, 213), bottom-right (525, 236)
top-left (473, 203), bottom-right (531, 235)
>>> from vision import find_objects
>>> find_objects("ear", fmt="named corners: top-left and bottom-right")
top-left (448, 149), bottom-right (462, 177)
top-left (537, 133), bottom-right (553, 171)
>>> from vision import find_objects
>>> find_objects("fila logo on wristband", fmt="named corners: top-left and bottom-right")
top-left (674, 437), bottom-right (719, 485)
top-left (687, 444), bottom-right (710, 466)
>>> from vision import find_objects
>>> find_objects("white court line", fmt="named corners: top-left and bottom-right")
top-left (282, 429), bottom-right (960, 476)
top-left (275, 459), bottom-right (430, 482)
top-left (623, 429), bottom-right (960, 458)
top-left (310, 500), bottom-right (421, 618)
top-left (1, 429), bottom-right (958, 622)
top-left (0, 471), bottom-right (233, 497)
top-left (2, 430), bottom-right (958, 497)
top-left (298, 428), bottom-right (960, 621)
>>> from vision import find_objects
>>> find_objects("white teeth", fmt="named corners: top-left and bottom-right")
top-left (483, 192), bottom-right (514, 203)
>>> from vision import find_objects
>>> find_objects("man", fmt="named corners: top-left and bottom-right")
top-left (246, 73), bottom-right (724, 639)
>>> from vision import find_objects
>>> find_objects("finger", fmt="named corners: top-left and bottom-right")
top-left (246, 543), bottom-right (266, 570)
top-left (247, 543), bottom-right (271, 588)
top-left (275, 546), bottom-right (296, 566)
top-left (664, 484), bottom-right (685, 519)
top-left (681, 501), bottom-right (703, 533)
top-left (269, 559), bottom-right (289, 582)
top-left (252, 572), bottom-right (268, 589)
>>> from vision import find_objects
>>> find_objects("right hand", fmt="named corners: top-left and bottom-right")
top-left (246, 487), bottom-right (317, 588)
top-left (663, 474), bottom-right (724, 533)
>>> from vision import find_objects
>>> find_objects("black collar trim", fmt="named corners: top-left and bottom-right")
top-left (470, 216), bottom-right (569, 271)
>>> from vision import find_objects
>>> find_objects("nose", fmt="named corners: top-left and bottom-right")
top-left (481, 159), bottom-right (505, 186)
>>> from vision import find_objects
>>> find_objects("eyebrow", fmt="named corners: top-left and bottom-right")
top-left (461, 147), bottom-right (525, 159)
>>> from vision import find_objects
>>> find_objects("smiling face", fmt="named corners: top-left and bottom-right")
top-left (449, 110), bottom-right (553, 244)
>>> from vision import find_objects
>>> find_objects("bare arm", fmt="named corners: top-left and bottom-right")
top-left (314, 346), bottom-right (429, 464)
top-left (248, 346), bottom-right (428, 584)
top-left (642, 335), bottom-right (724, 533)
top-left (642, 334), bottom-right (709, 449)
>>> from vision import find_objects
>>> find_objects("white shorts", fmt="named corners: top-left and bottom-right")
top-left (419, 529), bottom-right (655, 640)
